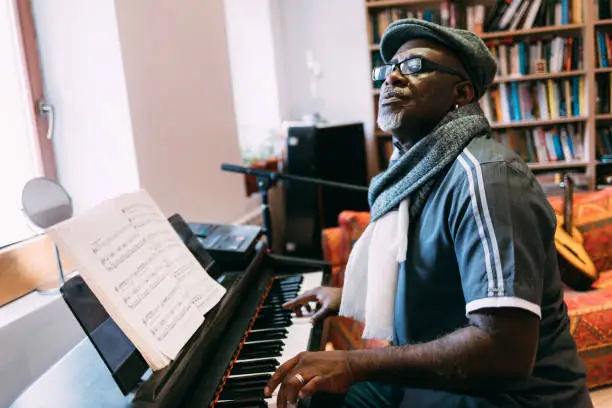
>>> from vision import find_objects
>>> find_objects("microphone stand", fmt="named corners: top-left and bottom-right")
top-left (220, 163), bottom-right (368, 254)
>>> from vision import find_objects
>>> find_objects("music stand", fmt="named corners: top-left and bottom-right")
top-left (58, 212), bottom-right (225, 397)
top-left (60, 276), bottom-right (150, 395)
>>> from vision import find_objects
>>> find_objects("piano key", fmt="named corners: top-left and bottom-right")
top-left (254, 314), bottom-right (292, 324)
top-left (237, 350), bottom-right (282, 360)
top-left (245, 329), bottom-right (288, 342)
top-left (223, 380), bottom-right (270, 392)
top-left (215, 398), bottom-right (268, 407)
top-left (219, 385), bottom-right (266, 400)
top-left (218, 272), bottom-right (323, 407)
top-left (225, 374), bottom-right (271, 386)
top-left (241, 340), bottom-right (284, 352)
top-left (252, 317), bottom-right (291, 329)
top-left (252, 321), bottom-right (291, 330)
top-left (230, 359), bottom-right (279, 376)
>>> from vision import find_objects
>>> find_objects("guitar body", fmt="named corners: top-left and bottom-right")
top-left (555, 216), bottom-right (598, 290)
top-left (554, 174), bottom-right (598, 291)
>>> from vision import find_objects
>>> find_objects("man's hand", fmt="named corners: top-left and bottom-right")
top-left (282, 286), bottom-right (342, 322)
top-left (264, 350), bottom-right (355, 408)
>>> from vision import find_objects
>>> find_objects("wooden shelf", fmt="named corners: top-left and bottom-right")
top-left (493, 70), bottom-right (585, 84)
top-left (490, 117), bottom-right (587, 129)
top-left (527, 161), bottom-right (589, 170)
top-left (365, 1), bottom-right (602, 182)
top-left (480, 24), bottom-right (584, 40)
top-left (366, 0), bottom-right (440, 8)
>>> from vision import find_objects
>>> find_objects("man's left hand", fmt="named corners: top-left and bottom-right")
top-left (264, 350), bottom-right (355, 408)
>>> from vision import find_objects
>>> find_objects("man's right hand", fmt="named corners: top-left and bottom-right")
top-left (282, 286), bottom-right (342, 323)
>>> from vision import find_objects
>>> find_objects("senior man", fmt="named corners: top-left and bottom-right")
top-left (265, 19), bottom-right (593, 408)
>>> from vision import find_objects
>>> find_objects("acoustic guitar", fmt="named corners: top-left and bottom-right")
top-left (554, 174), bottom-right (598, 290)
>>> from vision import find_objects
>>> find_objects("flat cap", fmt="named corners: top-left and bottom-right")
top-left (380, 19), bottom-right (497, 99)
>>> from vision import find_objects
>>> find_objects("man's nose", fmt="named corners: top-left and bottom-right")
top-left (384, 68), bottom-right (408, 88)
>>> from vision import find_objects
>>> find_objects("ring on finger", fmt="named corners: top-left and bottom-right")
top-left (294, 373), bottom-right (306, 385)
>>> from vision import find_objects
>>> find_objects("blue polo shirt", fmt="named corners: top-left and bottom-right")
top-left (393, 135), bottom-right (592, 407)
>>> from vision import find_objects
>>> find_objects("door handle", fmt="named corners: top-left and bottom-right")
top-left (37, 99), bottom-right (54, 140)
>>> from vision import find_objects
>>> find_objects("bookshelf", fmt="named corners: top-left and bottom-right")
top-left (364, 0), bottom-right (610, 192)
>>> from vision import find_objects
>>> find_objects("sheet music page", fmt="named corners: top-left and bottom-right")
top-left (114, 191), bottom-right (226, 315)
top-left (47, 190), bottom-right (226, 367)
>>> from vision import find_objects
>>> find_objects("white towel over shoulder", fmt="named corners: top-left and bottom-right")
top-left (338, 199), bottom-right (410, 341)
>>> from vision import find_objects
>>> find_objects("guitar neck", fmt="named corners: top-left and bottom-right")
top-left (562, 175), bottom-right (574, 235)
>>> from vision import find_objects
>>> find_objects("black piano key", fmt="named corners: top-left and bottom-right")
top-left (230, 359), bottom-right (279, 376)
top-left (259, 304), bottom-right (285, 312)
top-left (274, 290), bottom-right (299, 297)
top-left (223, 379), bottom-right (269, 390)
top-left (225, 374), bottom-right (271, 386)
top-left (246, 330), bottom-right (287, 342)
top-left (238, 349), bottom-right (282, 360)
top-left (273, 284), bottom-right (300, 292)
top-left (223, 381), bottom-right (269, 392)
top-left (252, 320), bottom-right (291, 330)
top-left (214, 398), bottom-right (268, 408)
top-left (241, 341), bottom-right (284, 353)
top-left (221, 388), bottom-right (267, 399)
top-left (240, 342), bottom-right (283, 353)
top-left (278, 275), bottom-right (302, 284)
top-left (254, 315), bottom-right (291, 326)
top-left (257, 310), bottom-right (291, 320)
top-left (230, 363), bottom-right (277, 376)
top-left (219, 385), bottom-right (266, 400)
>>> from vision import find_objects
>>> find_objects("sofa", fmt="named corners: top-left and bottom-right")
top-left (321, 187), bottom-right (612, 390)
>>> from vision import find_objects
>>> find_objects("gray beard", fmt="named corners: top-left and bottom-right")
top-left (377, 109), bottom-right (403, 133)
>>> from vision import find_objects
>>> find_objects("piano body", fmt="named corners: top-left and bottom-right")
top-left (9, 218), bottom-right (331, 408)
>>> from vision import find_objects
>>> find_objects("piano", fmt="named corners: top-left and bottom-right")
top-left (9, 217), bottom-right (331, 408)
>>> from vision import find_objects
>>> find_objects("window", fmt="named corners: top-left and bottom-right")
top-left (0, 0), bottom-right (56, 248)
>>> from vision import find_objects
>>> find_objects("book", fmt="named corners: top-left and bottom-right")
top-left (46, 189), bottom-right (226, 371)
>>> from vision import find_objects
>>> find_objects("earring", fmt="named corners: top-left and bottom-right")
top-left (455, 104), bottom-right (460, 110)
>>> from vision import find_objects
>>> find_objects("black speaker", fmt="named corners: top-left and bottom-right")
top-left (283, 122), bottom-right (369, 258)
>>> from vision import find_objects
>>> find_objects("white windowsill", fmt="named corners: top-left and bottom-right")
top-left (0, 290), bottom-right (61, 329)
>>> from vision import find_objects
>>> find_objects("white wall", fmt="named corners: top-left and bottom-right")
top-left (31, 0), bottom-right (140, 214)
top-left (277, 0), bottom-right (379, 178)
top-left (224, 0), bottom-right (283, 160)
top-left (3, 1), bottom-right (251, 404)
top-left (114, 0), bottom-right (249, 222)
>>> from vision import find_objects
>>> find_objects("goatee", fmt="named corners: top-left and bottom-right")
top-left (377, 109), bottom-right (403, 132)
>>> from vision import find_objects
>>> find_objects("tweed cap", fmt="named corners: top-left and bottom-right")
top-left (380, 19), bottom-right (497, 99)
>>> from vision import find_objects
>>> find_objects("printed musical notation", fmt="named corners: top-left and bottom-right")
top-left (47, 190), bottom-right (227, 368)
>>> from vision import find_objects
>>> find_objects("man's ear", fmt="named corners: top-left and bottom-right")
top-left (454, 81), bottom-right (475, 106)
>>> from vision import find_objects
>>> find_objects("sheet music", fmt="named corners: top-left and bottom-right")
top-left (115, 192), bottom-right (225, 315)
top-left (47, 190), bottom-right (226, 369)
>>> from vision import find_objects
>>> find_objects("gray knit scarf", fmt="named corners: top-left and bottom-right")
top-left (369, 102), bottom-right (491, 223)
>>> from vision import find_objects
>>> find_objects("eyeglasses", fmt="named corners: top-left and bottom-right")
top-left (372, 56), bottom-right (467, 82)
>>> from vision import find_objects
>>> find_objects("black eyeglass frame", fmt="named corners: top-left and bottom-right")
top-left (372, 56), bottom-right (467, 82)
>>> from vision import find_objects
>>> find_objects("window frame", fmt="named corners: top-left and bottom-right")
top-left (13, 0), bottom-right (57, 180)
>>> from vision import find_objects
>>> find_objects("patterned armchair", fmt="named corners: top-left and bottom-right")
top-left (321, 187), bottom-right (612, 389)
